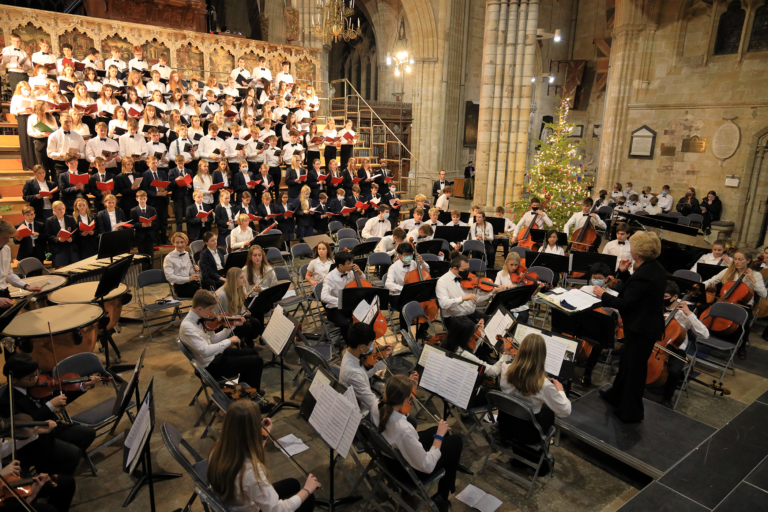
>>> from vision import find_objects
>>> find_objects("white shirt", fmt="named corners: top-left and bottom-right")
top-left (386, 259), bottom-right (430, 296)
top-left (107, 209), bottom-right (118, 231)
top-left (690, 253), bottom-right (730, 273)
top-left (168, 137), bottom-right (194, 163)
top-left (263, 146), bottom-right (282, 167)
top-left (46, 128), bottom-right (86, 161)
top-left (252, 67), bottom-right (272, 82)
top-left (638, 193), bottom-right (653, 208)
top-left (282, 141), bottom-right (305, 164)
top-left (399, 219), bottom-right (423, 232)
top-left (198, 135), bottom-right (225, 163)
top-left (34, 180), bottom-right (52, 210)
top-left (362, 217), bottom-right (392, 239)
top-left (455, 349), bottom-right (511, 379)
top-left (163, 249), bottom-right (196, 284)
top-left (27, 114), bottom-right (58, 138)
top-left (645, 204), bottom-right (662, 215)
top-left (436, 270), bottom-right (475, 317)
top-left (563, 211), bottom-right (606, 235)
top-left (657, 193), bottom-right (674, 212)
top-left (150, 63), bottom-right (171, 79)
top-left (320, 268), bottom-right (355, 308)
top-left (435, 194), bottom-right (450, 211)
top-left (208, 248), bottom-right (223, 270)
top-left (1, 46), bottom-right (30, 73)
top-left (86, 136), bottom-right (121, 168)
top-left (470, 222), bottom-right (493, 242)
top-left (512, 211), bottom-right (553, 237)
top-left (445, 221), bottom-right (467, 227)
top-left (339, 351), bottom-right (380, 426)
top-left (32, 50), bottom-right (56, 69)
top-left (306, 257), bottom-right (332, 283)
top-left (148, 141), bottom-right (169, 167)
top-left (664, 308), bottom-right (709, 351)
top-left (104, 57), bottom-right (126, 72)
top-left (703, 269), bottom-right (768, 306)
top-left (602, 240), bottom-right (633, 270)
top-left (382, 411), bottom-right (441, 474)
top-left (227, 459), bottom-right (303, 512)
top-left (230, 225), bottom-right (254, 251)
top-left (374, 236), bottom-right (400, 257)
top-left (56, 56), bottom-right (78, 75)
top-left (194, 174), bottom-right (214, 204)
top-left (275, 71), bottom-right (294, 84)
top-left (179, 310), bottom-right (233, 368)
top-left (539, 244), bottom-right (565, 256)
top-left (118, 132), bottom-right (148, 160)
top-left (1, 246), bottom-right (28, 291)
top-left (499, 371), bottom-right (572, 416)
top-left (230, 67), bottom-right (250, 80)
top-left (295, 109), bottom-right (311, 125)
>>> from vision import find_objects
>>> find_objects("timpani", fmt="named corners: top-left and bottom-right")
top-left (9, 275), bottom-right (68, 311)
top-left (48, 282), bottom-right (129, 331)
top-left (1, 304), bottom-right (102, 372)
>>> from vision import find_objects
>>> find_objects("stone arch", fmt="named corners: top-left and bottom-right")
top-left (177, 42), bottom-right (205, 79)
top-left (399, 0), bottom-right (437, 60)
top-left (714, 0), bottom-right (747, 55)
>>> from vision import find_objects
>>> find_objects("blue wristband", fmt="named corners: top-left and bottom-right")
top-left (433, 434), bottom-right (443, 441)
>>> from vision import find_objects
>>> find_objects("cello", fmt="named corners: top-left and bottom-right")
top-left (569, 212), bottom-right (601, 253)
top-left (344, 261), bottom-right (389, 339)
top-left (516, 212), bottom-right (541, 251)
top-left (404, 237), bottom-right (438, 324)
top-left (699, 271), bottom-right (754, 335)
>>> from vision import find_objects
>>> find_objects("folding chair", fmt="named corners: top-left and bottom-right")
top-left (297, 263), bottom-right (322, 327)
top-left (337, 227), bottom-right (358, 240)
top-left (290, 242), bottom-right (314, 274)
top-left (692, 303), bottom-right (748, 381)
top-left (420, 253), bottom-right (439, 262)
top-left (510, 246), bottom-right (528, 261)
top-left (274, 266), bottom-right (312, 318)
top-left (312, 282), bottom-right (344, 348)
top-left (267, 228), bottom-right (292, 262)
top-left (480, 391), bottom-right (556, 498)
top-left (177, 339), bottom-right (221, 426)
top-left (190, 240), bottom-right (204, 262)
top-left (677, 217), bottom-right (691, 226)
top-left (329, 220), bottom-right (344, 239)
top-left (356, 217), bottom-right (368, 237)
top-left (18, 257), bottom-right (50, 277)
top-left (672, 269), bottom-right (701, 283)
top-left (52, 353), bottom-right (136, 476)
top-left (668, 211), bottom-right (682, 217)
top-left (265, 246), bottom-right (286, 267)
top-left (290, 345), bottom-right (340, 399)
top-left (468, 258), bottom-right (486, 275)
top-left (358, 420), bottom-right (445, 512)
top-left (529, 265), bottom-right (556, 326)
top-left (462, 239), bottom-right (486, 264)
top-left (367, 252), bottom-right (392, 284)
top-left (135, 269), bottom-right (182, 341)
top-left (687, 213), bottom-right (704, 229)
top-left (338, 238), bottom-right (359, 251)
top-left (188, 358), bottom-right (246, 439)
top-left (161, 423), bottom-right (225, 512)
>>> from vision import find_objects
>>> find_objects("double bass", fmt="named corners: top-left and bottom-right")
top-left (404, 238), bottom-right (438, 324)
top-left (699, 271), bottom-right (754, 335)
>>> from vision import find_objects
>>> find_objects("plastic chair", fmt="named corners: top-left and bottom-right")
top-left (290, 242), bottom-right (314, 274)
top-left (510, 246), bottom-right (528, 261)
top-left (693, 303), bottom-right (748, 381)
top-left (338, 238), bottom-right (359, 251)
top-left (265, 246), bottom-right (286, 267)
top-left (291, 345), bottom-right (341, 399)
top-left (135, 269), bottom-right (182, 341)
top-left (356, 217), bottom-right (368, 233)
top-left (668, 211), bottom-right (682, 217)
top-left (468, 258), bottom-right (486, 274)
top-left (367, 252), bottom-right (392, 284)
top-left (53, 353), bottom-right (136, 476)
top-left (420, 253), bottom-right (439, 262)
top-left (297, 263), bottom-right (321, 326)
top-left (337, 228), bottom-right (358, 240)
top-left (688, 213), bottom-right (704, 229)
top-left (329, 220), bottom-right (344, 237)
top-left (312, 282), bottom-right (344, 348)
top-left (597, 206), bottom-right (613, 220)
top-left (672, 269), bottom-right (701, 283)
top-left (529, 266), bottom-right (555, 286)
top-left (190, 239), bottom-right (204, 260)
top-left (677, 217), bottom-right (691, 226)
top-left (462, 240), bottom-right (485, 262)
top-left (266, 228), bottom-right (292, 258)
top-left (17, 257), bottom-right (49, 277)
top-left (480, 391), bottom-right (556, 497)
top-left (274, 266), bottom-right (310, 317)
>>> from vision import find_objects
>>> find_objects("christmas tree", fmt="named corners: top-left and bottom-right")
top-left (508, 97), bottom-right (588, 231)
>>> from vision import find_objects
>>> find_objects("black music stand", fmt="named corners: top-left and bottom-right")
top-left (569, 252), bottom-right (618, 275)
top-left (434, 226), bottom-right (470, 245)
top-left (459, 211), bottom-right (471, 223)
top-left (262, 308), bottom-right (301, 418)
top-left (299, 368), bottom-right (361, 511)
top-left (341, 287), bottom-right (389, 313)
top-left (414, 345), bottom-right (484, 420)
top-left (486, 217), bottom-right (506, 236)
top-left (95, 256), bottom-right (135, 372)
top-left (252, 233), bottom-right (284, 249)
top-left (415, 240), bottom-right (443, 256)
top-left (224, 250), bottom-right (249, 272)
top-left (350, 240), bottom-right (378, 257)
top-left (529, 228), bottom-right (548, 246)
top-left (428, 261), bottom-right (451, 279)
top-left (524, 250), bottom-right (570, 275)
top-left (484, 284), bottom-right (537, 317)
top-left (122, 377), bottom-right (181, 509)
top-left (696, 262), bottom-right (726, 282)
top-left (437, 211), bottom-right (453, 225)
top-left (244, 282), bottom-right (293, 370)
top-left (111, 345), bottom-right (146, 436)
top-left (97, 228), bottom-right (135, 262)
top-left (399, 279), bottom-right (438, 306)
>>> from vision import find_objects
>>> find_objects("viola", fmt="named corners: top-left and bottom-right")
top-left (699, 271), bottom-right (754, 334)
top-left (197, 314), bottom-right (241, 332)
top-left (29, 373), bottom-right (112, 400)
top-left (223, 383), bottom-right (262, 401)
top-left (344, 264), bottom-right (389, 339)
top-left (404, 238), bottom-right (438, 324)
top-left (362, 342), bottom-right (391, 370)
top-left (0, 474), bottom-right (58, 505)
top-left (0, 414), bottom-right (61, 439)
top-left (460, 273), bottom-right (498, 292)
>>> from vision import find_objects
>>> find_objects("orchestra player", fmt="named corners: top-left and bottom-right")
top-left (320, 251), bottom-right (363, 342)
top-left (385, 242), bottom-right (430, 332)
top-left (0, 219), bottom-right (43, 314)
top-left (690, 241), bottom-right (730, 272)
top-left (563, 198), bottom-right (606, 238)
top-left (436, 254), bottom-right (486, 328)
top-left (602, 222), bottom-right (633, 271)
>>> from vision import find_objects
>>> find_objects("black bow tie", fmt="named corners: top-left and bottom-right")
top-left (100, 138), bottom-right (107, 141)
top-left (454, 277), bottom-right (462, 283)
top-left (414, 222), bottom-right (421, 226)
top-left (379, 220), bottom-right (386, 223)
top-left (42, 52), bottom-right (50, 56)
top-left (339, 272), bottom-right (348, 278)
top-left (583, 214), bottom-right (589, 217)
top-left (260, 68), bottom-right (265, 71)
top-left (153, 142), bottom-right (159, 145)
top-left (129, 135), bottom-right (134, 138)
top-left (402, 264), bottom-right (410, 268)
top-left (618, 241), bottom-right (625, 245)
top-left (63, 130), bottom-right (70, 134)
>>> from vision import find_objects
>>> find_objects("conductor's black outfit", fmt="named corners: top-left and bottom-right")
top-left (599, 258), bottom-right (666, 422)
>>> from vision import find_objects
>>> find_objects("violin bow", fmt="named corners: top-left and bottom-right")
top-left (262, 426), bottom-right (320, 487)
top-left (0, 473), bottom-right (38, 512)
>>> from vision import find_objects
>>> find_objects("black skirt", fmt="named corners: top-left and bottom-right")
top-left (339, 144), bottom-right (353, 170)
top-left (323, 145), bottom-right (337, 169)
top-left (16, 114), bottom-right (36, 170)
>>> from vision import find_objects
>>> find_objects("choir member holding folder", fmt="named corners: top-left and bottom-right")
top-left (14, 205), bottom-right (46, 264)
top-left (131, 190), bottom-right (157, 260)
top-left (168, 154), bottom-right (194, 232)
top-left (45, 200), bottom-right (78, 266)
top-left (96, 194), bottom-right (129, 234)
top-left (89, 156), bottom-right (115, 211)
top-left (22, 165), bottom-right (57, 222)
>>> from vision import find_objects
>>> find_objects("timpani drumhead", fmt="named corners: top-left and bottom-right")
top-left (2, 304), bottom-right (103, 337)
top-left (9, 275), bottom-right (68, 298)
top-left (48, 282), bottom-right (128, 305)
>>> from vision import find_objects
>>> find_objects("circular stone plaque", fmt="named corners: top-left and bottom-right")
top-left (712, 122), bottom-right (740, 161)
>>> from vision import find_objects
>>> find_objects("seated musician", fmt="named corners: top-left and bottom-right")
top-left (539, 229), bottom-right (565, 255)
top-left (645, 196), bottom-right (662, 215)
top-left (216, 268), bottom-right (262, 348)
top-left (563, 198), bottom-right (606, 241)
top-left (230, 213), bottom-right (255, 252)
top-left (339, 323), bottom-right (393, 426)
top-left (406, 223), bottom-right (435, 245)
top-left (180, 290), bottom-right (270, 410)
top-left (207, 400), bottom-right (319, 512)
top-left (199, 231), bottom-right (228, 286)
top-left (0, 450), bottom-right (76, 512)
top-left (491, 253), bottom-right (537, 324)
top-left (602, 222), bottom-right (633, 271)
top-left (490, 206), bottom-right (514, 261)
top-left (320, 251), bottom-right (363, 342)
top-left (440, 316), bottom-right (512, 380)
top-left (436, 254), bottom-right (487, 329)
top-left (470, 211), bottom-right (495, 268)
top-left (661, 281), bottom-right (709, 408)
top-left (242, 245), bottom-right (278, 335)
top-left (163, 231), bottom-right (203, 298)
top-left (498, 333), bottom-right (571, 476)
top-left (446, 210), bottom-right (467, 227)
top-left (0, 353), bottom-right (98, 476)
top-left (361, 204), bottom-right (391, 240)
top-left (1, 220), bottom-right (43, 314)
top-left (400, 207), bottom-right (424, 233)
top-left (657, 185), bottom-right (673, 213)
top-left (612, 196), bottom-right (629, 219)
top-left (627, 194), bottom-right (644, 214)
top-left (690, 240), bottom-right (730, 272)
top-left (375, 227), bottom-right (406, 258)
top-left (385, 242), bottom-right (431, 333)
top-left (305, 241), bottom-right (333, 288)
top-left (702, 249), bottom-right (766, 360)
top-left (512, 197), bottom-right (552, 240)
top-left (378, 375), bottom-right (462, 511)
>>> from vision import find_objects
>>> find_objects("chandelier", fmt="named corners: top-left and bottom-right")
top-left (310, 0), bottom-right (362, 43)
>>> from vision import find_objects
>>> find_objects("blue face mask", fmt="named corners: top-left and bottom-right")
top-left (402, 255), bottom-right (413, 264)
top-left (384, 213), bottom-right (390, 219)
top-left (590, 278), bottom-right (604, 287)
top-left (363, 342), bottom-right (375, 355)
top-left (662, 191), bottom-right (668, 196)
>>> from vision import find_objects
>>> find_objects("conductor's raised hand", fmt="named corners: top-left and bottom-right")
top-left (618, 257), bottom-right (632, 272)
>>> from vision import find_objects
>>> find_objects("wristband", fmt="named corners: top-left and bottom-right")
top-left (303, 488), bottom-right (312, 497)
top-left (432, 434), bottom-right (443, 441)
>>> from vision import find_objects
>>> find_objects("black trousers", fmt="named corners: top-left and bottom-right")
top-left (17, 425), bottom-right (96, 476)
top-left (492, 238), bottom-right (510, 260)
top-left (269, 167), bottom-right (282, 198)
top-left (272, 478), bottom-right (316, 512)
top-left (601, 330), bottom-right (656, 422)
top-left (32, 138), bottom-right (53, 179)
top-left (232, 317), bottom-right (263, 347)
top-left (663, 346), bottom-right (686, 402)
top-left (325, 307), bottom-right (352, 342)
top-left (499, 403), bottom-right (555, 447)
top-left (2, 474), bottom-right (76, 512)
top-left (172, 193), bottom-right (192, 232)
top-left (174, 282), bottom-right (202, 299)
top-left (207, 347), bottom-right (264, 390)
top-left (154, 197), bottom-right (169, 242)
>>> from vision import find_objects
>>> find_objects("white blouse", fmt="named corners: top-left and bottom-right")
top-left (539, 244), bottom-right (565, 256)
top-left (230, 225), bottom-right (254, 251)
top-left (499, 370), bottom-right (572, 417)
top-left (306, 257), bottom-right (332, 283)
top-left (193, 174), bottom-right (213, 204)
top-left (242, 265), bottom-right (278, 296)
top-left (381, 411), bottom-right (441, 474)
top-left (227, 460), bottom-right (303, 512)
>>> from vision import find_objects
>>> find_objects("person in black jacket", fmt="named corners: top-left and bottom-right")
top-left (88, 157), bottom-right (116, 212)
top-left (256, 191), bottom-right (279, 232)
top-left (168, 154), bottom-right (194, 233)
top-left (307, 157), bottom-right (323, 200)
top-left (22, 165), bottom-right (58, 222)
top-left (700, 190), bottom-right (722, 234)
top-left (432, 170), bottom-right (451, 205)
top-left (0, 353), bottom-right (98, 476)
top-left (232, 160), bottom-right (255, 204)
top-left (114, 156), bottom-right (144, 219)
top-left (253, 164), bottom-right (275, 202)
top-left (186, 190), bottom-right (213, 241)
top-left (285, 156), bottom-right (308, 199)
top-left (95, 194), bottom-right (129, 234)
top-left (463, 161), bottom-right (474, 199)
top-left (675, 187), bottom-right (700, 216)
top-left (199, 231), bottom-right (227, 289)
top-left (15, 206), bottom-right (46, 264)
top-left (58, 155), bottom-right (90, 215)
top-left (214, 189), bottom-right (236, 248)
top-left (131, 190), bottom-right (157, 260)
top-left (345, 184), bottom-right (366, 229)
top-left (276, 192), bottom-right (296, 241)
top-left (72, 197), bottom-right (98, 259)
top-left (142, 155), bottom-right (170, 244)
top-left (312, 192), bottom-right (331, 234)
top-left (593, 231), bottom-right (666, 423)
top-left (45, 201), bottom-right (79, 267)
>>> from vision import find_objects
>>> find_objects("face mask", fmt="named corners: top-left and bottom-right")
top-left (666, 298), bottom-right (677, 307)
top-left (402, 255), bottom-right (413, 264)
top-left (390, 188), bottom-right (396, 194)
top-left (662, 191), bottom-right (668, 196)
top-left (363, 342), bottom-right (375, 355)
top-left (384, 213), bottom-right (389, 219)
top-left (531, 206), bottom-right (540, 211)
top-left (22, 90), bottom-right (30, 96)
top-left (458, 270), bottom-right (470, 279)
top-left (590, 278), bottom-right (604, 287)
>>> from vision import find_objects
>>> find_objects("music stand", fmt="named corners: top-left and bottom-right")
top-left (341, 287), bottom-right (389, 313)
top-left (437, 211), bottom-right (453, 225)
top-left (666, 275), bottom-right (701, 297)
top-left (95, 256), bottom-right (134, 372)
top-left (486, 217), bottom-right (506, 236)
top-left (524, 250), bottom-right (570, 275)
top-left (97, 228), bottom-right (135, 262)
top-left (415, 240), bottom-right (443, 256)
top-left (459, 211), bottom-right (471, 223)
top-left (350, 240), bottom-right (378, 257)
top-left (569, 252), bottom-right (618, 275)
top-left (398, 280), bottom-right (438, 312)
top-left (224, 250), bottom-right (249, 272)
top-left (261, 307), bottom-right (302, 417)
top-left (696, 262), bottom-right (726, 282)
top-left (428, 261), bottom-right (451, 279)
top-left (529, 228), bottom-right (547, 245)
top-left (252, 233), bottom-right (284, 250)
top-left (122, 377), bottom-right (181, 509)
top-left (484, 284), bottom-right (537, 317)
top-left (433, 226), bottom-right (470, 245)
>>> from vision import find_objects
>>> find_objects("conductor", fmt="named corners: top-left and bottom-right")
top-left (592, 231), bottom-right (665, 423)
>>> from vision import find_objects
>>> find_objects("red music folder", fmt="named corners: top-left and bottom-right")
top-left (79, 221), bottom-right (96, 232)
top-left (68, 173), bottom-right (89, 185)
top-left (39, 187), bottom-right (59, 197)
top-left (175, 174), bottom-right (192, 186)
top-left (95, 180), bottom-right (114, 191)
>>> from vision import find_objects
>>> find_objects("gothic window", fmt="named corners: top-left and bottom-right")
top-left (748, 4), bottom-right (768, 52)
top-left (714, 1), bottom-right (746, 55)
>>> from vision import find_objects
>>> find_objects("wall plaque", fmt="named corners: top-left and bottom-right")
top-left (660, 145), bottom-right (677, 157)
top-left (681, 136), bottom-right (707, 153)
top-left (628, 125), bottom-right (656, 159)
top-left (712, 118), bottom-right (741, 166)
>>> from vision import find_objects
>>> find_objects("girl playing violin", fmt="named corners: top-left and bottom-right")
top-left (493, 253), bottom-right (546, 324)
top-left (208, 400), bottom-right (319, 512)
top-left (701, 249), bottom-right (766, 360)
top-left (216, 267), bottom-right (263, 346)
top-left (0, 454), bottom-right (76, 512)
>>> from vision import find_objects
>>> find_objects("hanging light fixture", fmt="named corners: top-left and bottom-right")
top-left (310, 0), bottom-right (362, 43)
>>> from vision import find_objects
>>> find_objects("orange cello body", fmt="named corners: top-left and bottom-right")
top-left (404, 238), bottom-right (438, 324)
top-left (516, 216), bottom-right (542, 252)
top-left (346, 273), bottom-right (389, 339)
top-left (568, 213), bottom-right (601, 278)
top-left (700, 273), bottom-right (754, 335)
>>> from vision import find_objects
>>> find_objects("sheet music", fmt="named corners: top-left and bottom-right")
top-left (513, 324), bottom-right (539, 347)
top-left (417, 342), bottom-right (442, 368)
top-left (275, 434), bottom-right (309, 457)
top-left (352, 299), bottom-right (370, 323)
top-left (308, 371), bottom-right (331, 399)
top-left (261, 305), bottom-right (295, 356)
top-left (125, 391), bottom-right (151, 474)
top-left (580, 285), bottom-right (618, 297)
top-left (419, 349), bottom-right (479, 409)
top-left (558, 289), bottom-right (602, 310)
top-left (551, 334), bottom-right (579, 363)
top-left (485, 309), bottom-right (514, 345)
top-left (542, 335), bottom-right (568, 376)
top-left (343, 386), bottom-right (361, 413)
top-left (455, 485), bottom-right (503, 512)
top-left (308, 384), bottom-right (362, 459)
top-left (336, 406), bottom-right (362, 459)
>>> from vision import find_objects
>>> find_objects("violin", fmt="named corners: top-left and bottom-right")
top-left (222, 383), bottom-right (262, 401)
top-left (344, 258), bottom-right (388, 339)
top-left (0, 414), bottom-right (62, 439)
top-left (460, 273), bottom-right (498, 292)
top-left (362, 342), bottom-right (391, 370)
top-left (404, 238), bottom-right (438, 324)
top-left (197, 314), bottom-right (242, 332)
top-left (699, 271), bottom-right (754, 335)
top-left (509, 265), bottom-right (552, 290)
top-left (29, 373), bottom-right (112, 400)
top-left (495, 335), bottom-right (520, 357)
